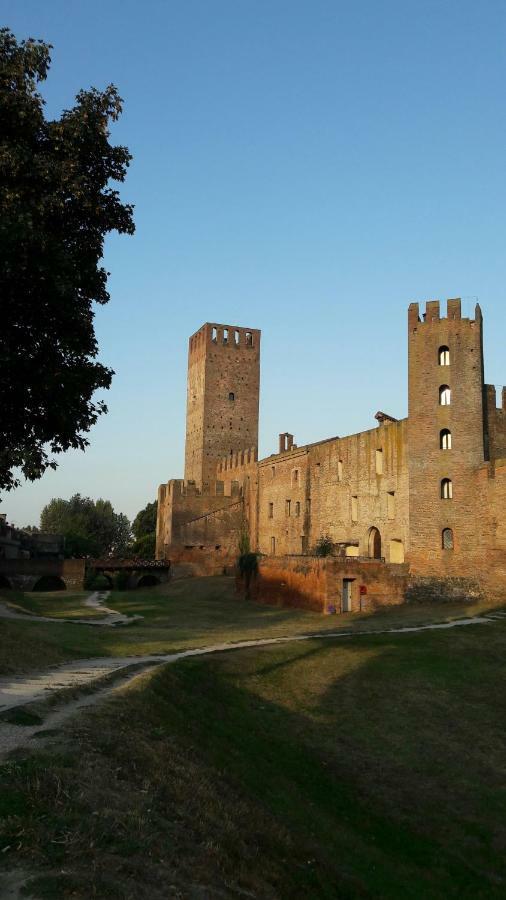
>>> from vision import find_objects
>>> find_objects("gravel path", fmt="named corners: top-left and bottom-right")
top-left (0, 590), bottom-right (141, 627)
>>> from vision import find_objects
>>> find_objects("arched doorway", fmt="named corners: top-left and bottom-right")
top-left (32, 575), bottom-right (66, 592)
top-left (137, 574), bottom-right (160, 588)
top-left (367, 527), bottom-right (382, 560)
top-left (0, 574), bottom-right (11, 590)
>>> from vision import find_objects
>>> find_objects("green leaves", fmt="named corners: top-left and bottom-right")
top-left (40, 494), bottom-right (132, 558)
top-left (0, 28), bottom-right (134, 491)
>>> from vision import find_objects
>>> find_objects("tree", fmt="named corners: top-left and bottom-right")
top-left (238, 552), bottom-right (259, 600)
top-left (132, 501), bottom-right (157, 541)
top-left (40, 494), bottom-right (131, 557)
top-left (130, 500), bottom-right (157, 558)
top-left (313, 534), bottom-right (334, 557)
top-left (0, 28), bottom-right (134, 492)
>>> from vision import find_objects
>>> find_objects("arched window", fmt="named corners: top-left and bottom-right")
top-left (441, 478), bottom-right (453, 499)
top-left (442, 528), bottom-right (454, 550)
top-left (228, 392), bottom-right (235, 401)
top-left (439, 385), bottom-right (451, 406)
top-left (440, 429), bottom-right (452, 450)
top-left (439, 345), bottom-right (450, 366)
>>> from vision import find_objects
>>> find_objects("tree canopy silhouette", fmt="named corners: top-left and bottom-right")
top-left (0, 28), bottom-right (134, 491)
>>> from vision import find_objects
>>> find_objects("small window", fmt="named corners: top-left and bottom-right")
top-left (234, 329), bottom-right (240, 345)
top-left (439, 346), bottom-right (450, 366)
top-left (211, 327), bottom-right (217, 342)
top-left (375, 449), bottom-right (383, 475)
top-left (337, 460), bottom-right (343, 481)
top-left (228, 392), bottom-right (235, 401)
top-left (285, 499), bottom-right (291, 517)
top-left (442, 528), bottom-right (454, 550)
top-left (440, 429), bottom-right (452, 450)
top-left (270, 536), bottom-right (276, 555)
top-left (223, 328), bottom-right (229, 344)
top-left (245, 331), bottom-right (253, 346)
top-left (271, 465), bottom-right (275, 478)
top-left (441, 478), bottom-right (453, 499)
top-left (351, 496), bottom-right (358, 522)
top-left (292, 469), bottom-right (299, 487)
top-left (295, 501), bottom-right (301, 517)
top-left (387, 491), bottom-right (395, 519)
top-left (439, 385), bottom-right (451, 406)
top-left (306, 498), bottom-right (311, 514)
top-left (268, 502), bottom-right (273, 519)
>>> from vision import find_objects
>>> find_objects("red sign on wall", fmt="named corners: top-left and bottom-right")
top-left (359, 584), bottom-right (367, 595)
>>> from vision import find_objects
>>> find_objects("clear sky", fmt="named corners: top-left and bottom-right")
top-left (2, 0), bottom-right (506, 527)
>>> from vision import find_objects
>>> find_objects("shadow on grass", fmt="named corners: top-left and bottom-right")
top-left (3, 624), bottom-right (506, 898)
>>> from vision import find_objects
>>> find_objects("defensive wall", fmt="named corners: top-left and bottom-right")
top-left (156, 302), bottom-right (506, 613)
top-left (0, 558), bottom-right (85, 591)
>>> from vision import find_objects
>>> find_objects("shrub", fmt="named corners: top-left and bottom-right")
top-left (313, 534), bottom-right (334, 557)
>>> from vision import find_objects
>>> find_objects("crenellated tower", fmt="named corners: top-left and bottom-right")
top-left (407, 298), bottom-right (486, 568)
top-left (184, 323), bottom-right (261, 492)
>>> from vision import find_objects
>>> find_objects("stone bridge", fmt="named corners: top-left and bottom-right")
top-left (90, 558), bottom-right (171, 589)
top-left (0, 558), bottom-right (171, 592)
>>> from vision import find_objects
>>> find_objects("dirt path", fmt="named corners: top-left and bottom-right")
top-left (0, 590), bottom-right (141, 628)
top-left (0, 612), bottom-right (498, 759)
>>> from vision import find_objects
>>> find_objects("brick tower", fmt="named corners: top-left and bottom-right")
top-left (184, 323), bottom-right (261, 491)
top-left (407, 299), bottom-right (485, 570)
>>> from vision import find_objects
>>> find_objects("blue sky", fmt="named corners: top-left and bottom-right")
top-left (2, 0), bottom-right (506, 527)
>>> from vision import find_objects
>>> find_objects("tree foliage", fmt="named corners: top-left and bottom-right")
top-left (40, 493), bottom-right (131, 558)
top-left (130, 500), bottom-right (157, 558)
top-left (238, 552), bottom-right (259, 599)
top-left (132, 501), bottom-right (157, 540)
top-left (0, 28), bottom-right (134, 492)
top-left (313, 534), bottom-right (335, 557)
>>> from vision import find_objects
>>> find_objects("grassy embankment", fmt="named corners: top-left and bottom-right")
top-left (1, 615), bottom-right (506, 897)
top-left (0, 575), bottom-right (500, 677)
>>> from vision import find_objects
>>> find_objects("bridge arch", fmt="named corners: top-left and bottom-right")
top-left (32, 575), bottom-right (66, 592)
top-left (136, 573), bottom-right (160, 588)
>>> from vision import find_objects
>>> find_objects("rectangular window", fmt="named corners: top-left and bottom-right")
top-left (375, 449), bottom-right (383, 475)
top-left (351, 496), bottom-right (358, 522)
top-left (306, 498), bottom-right (311, 514)
top-left (285, 499), bottom-right (291, 517)
top-left (270, 536), bottom-right (276, 555)
top-left (268, 502), bottom-right (273, 519)
top-left (292, 468), bottom-right (299, 486)
top-left (387, 491), bottom-right (395, 519)
top-left (337, 459), bottom-right (343, 481)
top-left (271, 465), bottom-right (275, 478)
top-left (295, 501), bottom-right (301, 517)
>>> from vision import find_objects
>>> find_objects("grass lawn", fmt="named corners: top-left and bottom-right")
top-left (1, 617), bottom-right (506, 897)
top-left (0, 575), bottom-right (502, 677)
top-left (3, 590), bottom-right (107, 619)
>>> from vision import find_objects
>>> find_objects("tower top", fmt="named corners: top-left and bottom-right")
top-left (189, 322), bottom-right (261, 353)
top-left (408, 298), bottom-right (482, 330)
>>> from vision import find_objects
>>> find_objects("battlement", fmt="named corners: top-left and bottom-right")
top-left (485, 384), bottom-right (506, 410)
top-left (216, 446), bottom-right (258, 474)
top-left (189, 322), bottom-right (261, 354)
top-left (408, 298), bottom-right (482, 330)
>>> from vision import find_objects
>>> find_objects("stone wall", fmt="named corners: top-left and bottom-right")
top-left (244, 555), bottom-right (409, 614)
top-left (255, 418), bottom-right (409, 563)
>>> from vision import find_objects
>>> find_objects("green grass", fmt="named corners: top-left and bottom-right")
top-left (2, 618), bottom-right (506, 897)
top-left (4, 590), bottom-right (107, 619)
top-left (0, 575), bottom-right (501, 678)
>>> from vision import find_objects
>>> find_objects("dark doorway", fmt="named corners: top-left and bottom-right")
top-left (32, 575), bottom-right (66, 592)
top-left (368, 527), bottom-right (382, 560)
top-left (0, 574), bottom-right (11, 590)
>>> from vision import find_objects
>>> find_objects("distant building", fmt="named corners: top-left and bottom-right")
top-left (0, 514), bottom-right (64, 561)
